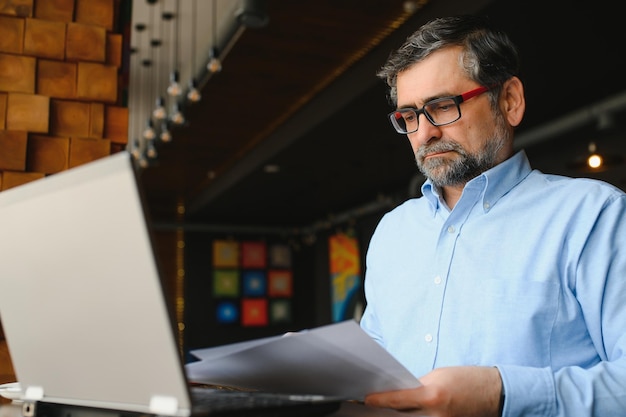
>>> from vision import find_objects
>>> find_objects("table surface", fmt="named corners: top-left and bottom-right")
top-left (1, 400), bottom-right (407, 417)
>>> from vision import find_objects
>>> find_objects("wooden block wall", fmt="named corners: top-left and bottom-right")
top-left (0, 0), bottom-right (128, 191)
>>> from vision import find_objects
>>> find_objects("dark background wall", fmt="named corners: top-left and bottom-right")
top-left (183, 209), bottom-right (385, 352)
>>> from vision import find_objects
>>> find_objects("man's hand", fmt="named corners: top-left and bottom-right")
top-left (364, 366), bottom-right (503, 417)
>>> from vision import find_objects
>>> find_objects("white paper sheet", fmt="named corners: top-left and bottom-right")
top-left (185, 320), bottom-right (420, 400)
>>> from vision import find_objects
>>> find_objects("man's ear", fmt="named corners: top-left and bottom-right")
top-left (500, 76), bottom-right (525, 127)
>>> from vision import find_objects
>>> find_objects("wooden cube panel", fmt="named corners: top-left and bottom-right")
top-left (33, 0), bottom-right (74, 22)
top-left (89, 103), bottom-right (104, 139)
top-left (76, 62), bottom-right (117, 103)
top-left (110, 143), bottom-right (125, 154)
top-left (0, 16), bottom-right (25, 54)
top-left (69, 137), bottom-right (110, 167)
top-left (66, 22), bottom-right (106, 63)
top-left (27, 134), bottom-right (70, 173)
top-left (106, 33), bottom-right (122, 68)
top-left (0, 93), bottom-right (6, 129)
top-left (0, 130), bottom-right (28, 171)
top-left (0, 0), bottom-right (33, 17)
top-left (50, 100), bottom-right (90, 137)
top-left (0, 54), bottom-right (36, 94)
top-left (37, 60), bottom-right (77, 99)
top-left (104, 105), bottom-right (128, 144)
top-left (24, 18), bottom-right (66, 60)
top-left (74, 0), bottom-right (114, 31)
top-left (6, 93), bottom-right (49, 133)
top-left (1, 171), bottom-right (44, 191)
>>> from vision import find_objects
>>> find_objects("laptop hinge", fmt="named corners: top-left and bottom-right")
top-left (149, 395), bottom-right (179, 416)
top-left (22, 386), bottom-right (44, 417)
top-left (24, 385), bottom-right (44, 401)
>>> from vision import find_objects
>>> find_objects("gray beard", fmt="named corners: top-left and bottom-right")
top-left (415, 127), bottom-right (507, 188)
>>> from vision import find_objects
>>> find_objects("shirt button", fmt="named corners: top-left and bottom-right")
top-left (434, 276), bottom-right (442, 284)
top-left (425, 334), bottom-right (433, 343)
top-left (447, 225), bottom-right (455, 233)
top-left (484, 202), bottom-right (491, 209)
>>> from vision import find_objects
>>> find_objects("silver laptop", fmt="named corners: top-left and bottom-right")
top-left (0, 152), bottom-right (340, 417)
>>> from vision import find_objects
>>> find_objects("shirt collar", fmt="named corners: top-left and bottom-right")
top-left (421, 150), bottom-right (532, 214)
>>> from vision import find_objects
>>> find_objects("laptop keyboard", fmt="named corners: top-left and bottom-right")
top-left (190, 386), bottom-right (341, 416)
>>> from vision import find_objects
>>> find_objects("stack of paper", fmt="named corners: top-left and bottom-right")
top-left (185, 320), bottom-right (420, 400)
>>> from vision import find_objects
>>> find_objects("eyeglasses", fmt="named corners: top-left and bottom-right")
top-left (388, 86), bottom-right (491, 134)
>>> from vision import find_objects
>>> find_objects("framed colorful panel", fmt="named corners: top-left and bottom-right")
top-left (213, 240), bottom-right (239, 268)
top-left (242, 270), bottom-right (266, 296)
top-left (241, 298), bottom-right (268, 326)
top-left (216, 301), bottom-right (239, 324)
top-left (269, 244), bottom-right (291, 268)
top-left (213, 269), bottom-right (240, 297)
top-left (241, 241), bottom-right (267, 268)
top-left (268, 270), bottom-right (293, 297)
top-left (270, 299), bottom-right (292, 324)
top-left (329, 233), bottom-right (362, 322)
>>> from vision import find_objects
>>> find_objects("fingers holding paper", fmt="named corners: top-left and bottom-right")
top-left (363, 366), bottom-right (503, 417)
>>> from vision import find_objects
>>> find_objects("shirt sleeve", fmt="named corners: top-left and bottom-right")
top-left (498, 193), bottom-right (626, 417)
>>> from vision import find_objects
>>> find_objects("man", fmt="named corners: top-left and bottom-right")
top-left (360, 15), bottom-right (626, 417)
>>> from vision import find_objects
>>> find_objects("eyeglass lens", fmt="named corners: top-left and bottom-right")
top-left (391, 97), bottom-right (460, 134)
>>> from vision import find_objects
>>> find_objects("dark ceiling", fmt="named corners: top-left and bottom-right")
top-left (137, 0), bottom-right (626, 233)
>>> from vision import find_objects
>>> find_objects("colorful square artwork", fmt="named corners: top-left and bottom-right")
top-left (213, 269), bottom-right (240, 297)
top-left (270, 299), bottom-right (292, 323)
top-left (241, 241), bottom-right (267, 268)
top-left (269, 244), bottom-right (291, 268)
top-left (242, 270), bottom-right (266, 296)
top-left (213, 240), bottom-right (239, 268)
top-left (216, 301), bottom-right (239, 324)
top-left (329, 233), bottom-right (362, 322)
top-left (241, 299), bottom-right (268, 326)
top-left (268, 270), bottom-right (293, 297)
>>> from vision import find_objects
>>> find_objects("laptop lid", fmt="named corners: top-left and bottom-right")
top-left (0, 152), bottom-right (192, 416)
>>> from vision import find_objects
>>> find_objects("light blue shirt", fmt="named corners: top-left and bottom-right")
top-left (360, 150), bottom-right (626, 417)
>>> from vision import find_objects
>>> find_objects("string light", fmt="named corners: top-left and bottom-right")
top-left (170, 103), bottom-right (185, 125)
top-left (148, 3), bottom-right (162, 125)
top-left (167, 70), bottom-right (182, 97)
top-left (187, 80), bottom-right (202, 102)
top-left (160, 121), bottom-right (172, 142)
top-left (207, 0), bottom-right (222, 73)
top-left (130, 0), bottom-right (252, 166)
top-left (146, 138), bottom-right (158, 159)
top-left (153, 96), bottom-right (167, 120)
top-left (130, 137), bottom-right (142, 160)
top-left (138, 153), bottom-right (149, 169)
top-left (129, 23), bottom-right (146, 161)
top-left (187, 0), bottom-right (202, 102)
top-left (142, 118), bottom-right (156, 140)
top-left (207, 47), bottom-right (222, 73)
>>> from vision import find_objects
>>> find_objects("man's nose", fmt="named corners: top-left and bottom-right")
top-left (407, 113), bottom-right (441, 151)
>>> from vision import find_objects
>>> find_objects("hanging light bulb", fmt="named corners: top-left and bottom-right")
top-left (160, 121), bottom-right (172, 142)
top-left (142, 118), bottom-right (156, 140)
top-left (207, 47), bottom-right (222, 73)
top-left (130, 137), bottom-right (142, 160)
top-left (207, 0), bottom-right (222, 74)
top-left (138, 153), bottom-right (149, 169)
top-left (588, 154), bottom-right (603, 169)
top-left (587, 142), bottom-right (603, 169)
top-left (153, 96), bottom-right (167, 120)
top-left (146, 139), bottom-right (158, 159)
top-left (170, 103), bottom-right (185, 125)
top-left (186, 0), bottom-right (201, 104)
top-left (187, 79), bottom-right (202, 102)
top-left (167, 70), bottom-right (182, 96)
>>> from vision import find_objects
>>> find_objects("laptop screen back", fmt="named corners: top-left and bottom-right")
top-left (0, 152), bottom-right (191, 416)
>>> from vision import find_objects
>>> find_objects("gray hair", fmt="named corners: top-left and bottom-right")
top-left (378, 15), bottom-right (520, 107)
